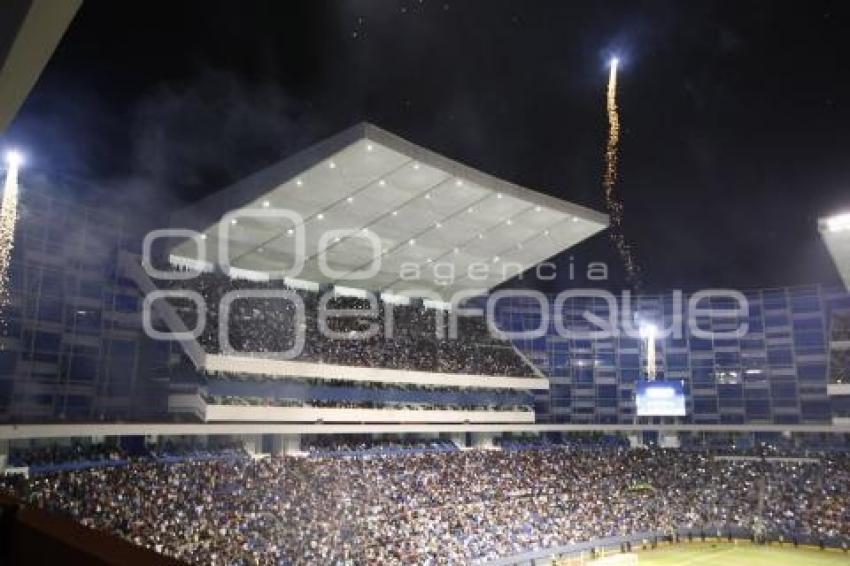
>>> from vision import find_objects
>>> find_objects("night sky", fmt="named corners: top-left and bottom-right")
top-left (3, 1), bottom-right (849, 292)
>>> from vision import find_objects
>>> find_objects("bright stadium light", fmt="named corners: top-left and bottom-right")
top-left (5, 149), bottom-right (23, 168)
top-left (820, 210), bottom-right (850, 291)
top-left (825, 212), bottom-right (850, 233)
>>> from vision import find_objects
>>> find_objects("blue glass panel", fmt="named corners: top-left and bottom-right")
top-left (800, 400), bottom-right (831, 419)
top-left (597, 384), bottom-right (617, 398)
top-left (790, 296), bottom-right (820, 313)
top-left (770, 382), bottom-right (797, 398)
top-left (745, 399), bottom-right (771, 417)
top-left (774, 414), bottom-right (800, 424)
top-left (765, 314), bottom-right (790, 327)
top-left (767, 349), bottom-right (793, 366)
top-left (667, 353), bottom-right (688, 368)
top-left (34, 331), bottom-right (61, 352)
top-left (793, 317), bottom-right (824, 330)
top-left (797, 363), bottom-right (826, 381)
top-left (620, 369), bottom-right (639, 383)
top-left (693, 397), bottom-right (718, 414)
top-left (717, 384), bottom-right (742, 399)
top-left (715, 351), bottom-right (740, 368)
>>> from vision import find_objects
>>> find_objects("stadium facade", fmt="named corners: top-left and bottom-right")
top-left (496, 286), bottom-right (850, 426)
top-left (0, 123), bottom-right (849, 449)
top-left (0, 181), bottom-right (169, 423)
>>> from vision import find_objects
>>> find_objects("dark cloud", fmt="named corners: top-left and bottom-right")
top-left (131, 69), bottom-right (323, 199)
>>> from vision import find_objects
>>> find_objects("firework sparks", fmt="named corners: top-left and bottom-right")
top-left (603, 57), bottom-right (640, 285)
top-left (0, 151), bottom-right (21, 307)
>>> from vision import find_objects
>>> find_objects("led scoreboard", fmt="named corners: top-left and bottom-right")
top-left (635, 380), bottom-right (687, 417)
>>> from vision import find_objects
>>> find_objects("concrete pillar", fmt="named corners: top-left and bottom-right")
top-left (658, 431), bottom-right (680, 449)
top-left (471, 432), bottom-right (498, 450)
top-left (271, 434), bottom-right (301, 456)
top-left (448, 432), bottom-right (466, 449)
top-left (241, 434), bottom-right (262, 455)
top-left (627, 433), bottom-right (643, 448)
top-left (0, 439), bottom-right (8, 472)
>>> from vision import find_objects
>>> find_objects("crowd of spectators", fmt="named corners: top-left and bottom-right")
top-left (202, 393), bottom-right (532, 412)
top-left (202, 374), bottom-right (536, 400)
top-left (303, 436), bottom-right (458, 457)
top-left (160, 270), bottom-right (533, 377)
top-left (6, 441), bottom-right (246, 471)
top-left (6, 445), bottom-right (850, 565)
top-left (7, 442), bottom-right (127, 469)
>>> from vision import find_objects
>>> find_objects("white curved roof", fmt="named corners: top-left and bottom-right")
top-left (171, 123), bottom-right (607, 299)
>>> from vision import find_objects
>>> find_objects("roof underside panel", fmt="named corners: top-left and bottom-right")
top-left (170, 124), bottom-right (608, 299)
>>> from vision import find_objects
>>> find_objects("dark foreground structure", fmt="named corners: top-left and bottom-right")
top-left (0, 493), bottom-right (180, 565)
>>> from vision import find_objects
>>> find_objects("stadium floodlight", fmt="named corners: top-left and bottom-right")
top-left (819, 210), bottom-right (850, 292)
top-left (5, 149), bottom-right (23, 168)
top-left (825, 212), bottom-right (850, 233)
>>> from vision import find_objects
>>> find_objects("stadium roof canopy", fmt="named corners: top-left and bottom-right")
top-left (820, 212), bottom-right (850, 291)
top-left (171, 123), bottom-right (608, 300)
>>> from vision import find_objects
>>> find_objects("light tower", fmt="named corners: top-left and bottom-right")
top-left (640, 322), bottom-right (658, 380)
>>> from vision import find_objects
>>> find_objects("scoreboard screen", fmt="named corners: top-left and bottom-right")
top-left (635, 380), bottom-right (686, 417)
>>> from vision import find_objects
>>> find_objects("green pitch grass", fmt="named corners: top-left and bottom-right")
top-left (635, 542), bottom-right (850, 565)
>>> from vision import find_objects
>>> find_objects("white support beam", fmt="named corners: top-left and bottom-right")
top-left (827, 383), bottom-right (850, 396)
top-left (203, 403), bottom-right (534, 425)
top-left (3, 422), bottom-right (850, 441)
top-left (0, 0), bottom-right (82, 131)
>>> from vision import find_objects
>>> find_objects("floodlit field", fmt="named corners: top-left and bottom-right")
top-left (634, 542), bottom-right (850, 565)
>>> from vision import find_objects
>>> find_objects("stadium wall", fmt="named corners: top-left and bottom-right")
top-left (497, 286), bottom-right (850, 425)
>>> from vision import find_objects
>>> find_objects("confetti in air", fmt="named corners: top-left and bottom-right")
top-left (0, 151), bottom-right (21, 308)
top-left (603, 58), bottom-right (641, 286)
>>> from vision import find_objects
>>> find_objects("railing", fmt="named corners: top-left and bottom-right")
top-left (171, 393), bottom-right (536, 424)
top-left (204, 402), bottom-right (536, 424)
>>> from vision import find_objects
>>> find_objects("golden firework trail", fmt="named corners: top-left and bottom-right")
top-left (603, 58), bottom-right (640, 285)
top-left (0, 155), bottom-right (21, 307)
